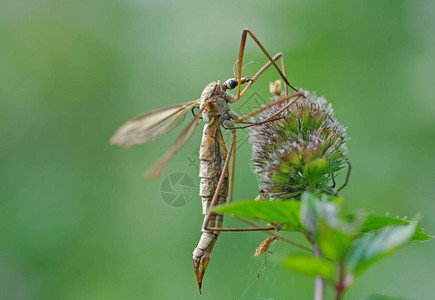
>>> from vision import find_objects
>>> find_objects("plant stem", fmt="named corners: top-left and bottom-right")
top-left (313, 244), bottom-right (325, 300)
top-left (334, 263), bottom-right (345, 300)
top-left (314, 276), bottom-right (325, 300)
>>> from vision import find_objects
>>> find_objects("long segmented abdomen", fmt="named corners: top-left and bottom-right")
top-left (192, 121), bottom-right (228, 264)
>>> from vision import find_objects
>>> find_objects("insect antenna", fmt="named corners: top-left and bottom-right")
top-left (233, 59), bottom-right (259, 78)
top-left (232, 59), bottom-right (239, 78)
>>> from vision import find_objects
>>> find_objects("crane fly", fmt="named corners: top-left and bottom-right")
top-left (110, 29), bottom-right (304, 293)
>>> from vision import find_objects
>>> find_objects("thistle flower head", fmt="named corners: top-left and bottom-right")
top-left (249, 90), bottom-right (349, 200)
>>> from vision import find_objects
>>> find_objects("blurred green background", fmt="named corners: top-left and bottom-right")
top-left (1, 0), bottom-right (434, 299)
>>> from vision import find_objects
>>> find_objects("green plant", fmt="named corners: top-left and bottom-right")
top-left (214, 90), bottom-right (432, 300)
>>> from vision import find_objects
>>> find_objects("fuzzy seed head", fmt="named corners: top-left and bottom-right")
top-left (249, 90), bottom-right (349, 200)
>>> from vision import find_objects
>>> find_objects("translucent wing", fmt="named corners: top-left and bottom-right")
top-left (146, 105), bottom-right (205, 178)
top-left (110, 99), bottom-right (200, 146)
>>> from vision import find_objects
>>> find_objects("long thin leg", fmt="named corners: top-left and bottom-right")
top-left (236, 29), bottom-right (297, 100)
top-left (237, 52), bottom-right (289, 101)
top-left (257, 52), bottom-right (288, 96)
top-left (331, 173), bottom-right (336, 189)
top-left (235, 91), bottom-right (303, 122)
top-left (226, 117), bottom-right (285, 130)
top-left (260, 95), bottom-right (302, 123)
top-left (238, 217), bottom-right (312, 252)
top-left (202, 129), bottom-right (274, 232)
top-left (228, 130), bottom-right (236, 203)
top-left (337, 159), bottom-right (352, 193)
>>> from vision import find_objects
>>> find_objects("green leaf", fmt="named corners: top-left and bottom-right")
top-left (281, 255), bottom-right (336, 281)
top-left (344, 222), bottom-right (416, 276)
top-left (300, 192), bottom-right (362, 261)
top-left (318, 223), bottom-right (354, 261)
top-left (213, 200), bottom-right (302, 229)
top-left (359, 294), bottom-right (409, 300)
top-left (362, 214), bottom-right (432, 241)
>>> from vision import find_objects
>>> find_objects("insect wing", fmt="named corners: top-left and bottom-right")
top-left (146, 105), bottom-right (205, 178)
top-left (110, 100), bottom-right (200, 146)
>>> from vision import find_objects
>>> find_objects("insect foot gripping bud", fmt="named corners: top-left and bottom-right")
top-left (249, 90), bottom-right (349, 200)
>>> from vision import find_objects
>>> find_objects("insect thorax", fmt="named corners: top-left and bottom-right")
top-left (200, 81), bottom-right (235, 124)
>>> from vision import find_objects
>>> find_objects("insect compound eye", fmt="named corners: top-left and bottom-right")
top-left (224, 79), bottom-right (238, 90)
top-left (229, 79), bottom-right (237, 89)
